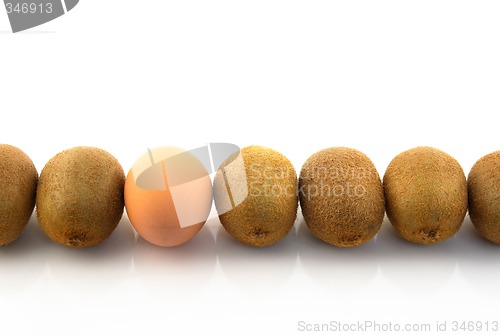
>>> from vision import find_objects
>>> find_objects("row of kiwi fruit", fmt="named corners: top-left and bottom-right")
top-left (0, 144), bottom-right (498, 248)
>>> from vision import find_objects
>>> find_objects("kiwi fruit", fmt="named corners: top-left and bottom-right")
top-left (0, 144), bottom-right (38, 246)
top-left (383, 146), bottom-right (467, 244)
top-left (36, 146), bottom-right (125, 248)
top-left (468, 151), bottom-right (500, 244)
top-left (213, 145), bottom-right (298, 247)
top-left (299, 147), bottom-right (384, 247)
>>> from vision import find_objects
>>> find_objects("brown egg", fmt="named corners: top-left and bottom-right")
top-left (125, 147), bottom-right (212, 247)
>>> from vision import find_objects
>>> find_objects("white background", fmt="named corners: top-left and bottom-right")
top-left (1, 1), bottom-right (500, 334)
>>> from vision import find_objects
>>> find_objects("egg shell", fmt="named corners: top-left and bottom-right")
top-left (125, 147), bottom-right (213, 247)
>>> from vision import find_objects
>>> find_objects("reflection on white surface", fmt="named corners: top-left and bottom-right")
top-left (456, 218), bottom-right (500, 297)
top-left (133, 217), bottom-right (217, 298)
top-left (377, 218), bottom-right (458, 296)
top-left (2, 214), bottom-right (499, 296)
top-left (2, 213), bottom-right (500, 295)
top-left (0, 211), bottom-right (500, 335)
top-left (45, 216), bottom-right (135, 295)
top-left (297, 220), bottom-right (379, 293)
top-left (216, 220), bottom-right (298, 295)
top-left (0, 215), bottom-right (49, 295)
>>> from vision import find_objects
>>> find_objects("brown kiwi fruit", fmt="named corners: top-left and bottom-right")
top-left (468, 151), bottom-right (500, 244)
top-left (213, 145), bottom-right (298, 247)
top-left (36, 146), bottom-right (125, 248)
top-left (383, 146), bottom-right (467, 244)
top-left (0, 144), bottom-right (38, 246)
top-left (299, 147), bottom-right (385, 247)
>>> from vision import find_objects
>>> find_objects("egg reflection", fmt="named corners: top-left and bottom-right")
top-left (133, 221), bottom-right (217, 298)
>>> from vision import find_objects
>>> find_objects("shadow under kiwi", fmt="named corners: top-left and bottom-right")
top-left (377, 218), bottom-right (458, 296)
top-left (455, 217), bottom-right (500, 297)
top-left (45, 215), bottom-right (135, 296)
top-left (133, 217), bottom-right (217, 299)
top-left (297, 219), bottom-right (379, 294)
top-left (215, 221), bottom-right (297, 296)
top-left (0, 214), bottom-right (50, 295)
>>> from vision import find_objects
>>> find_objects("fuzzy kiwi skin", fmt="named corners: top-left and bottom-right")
top-left (36, 147), bottom-right (125, 248)
top-left (299, 147), bottom-right (385, 247)
top-left (214, 146), bottom-right (298, 247)
top-left (468, 151), bottom-right (500, 244)
top-left (383, 146), bottom-right (467, 245)
top-left (0, 145), bottom-right (38, 246)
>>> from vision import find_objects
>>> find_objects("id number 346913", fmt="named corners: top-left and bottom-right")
top-left (5, 2), bottom-right (53, 14)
